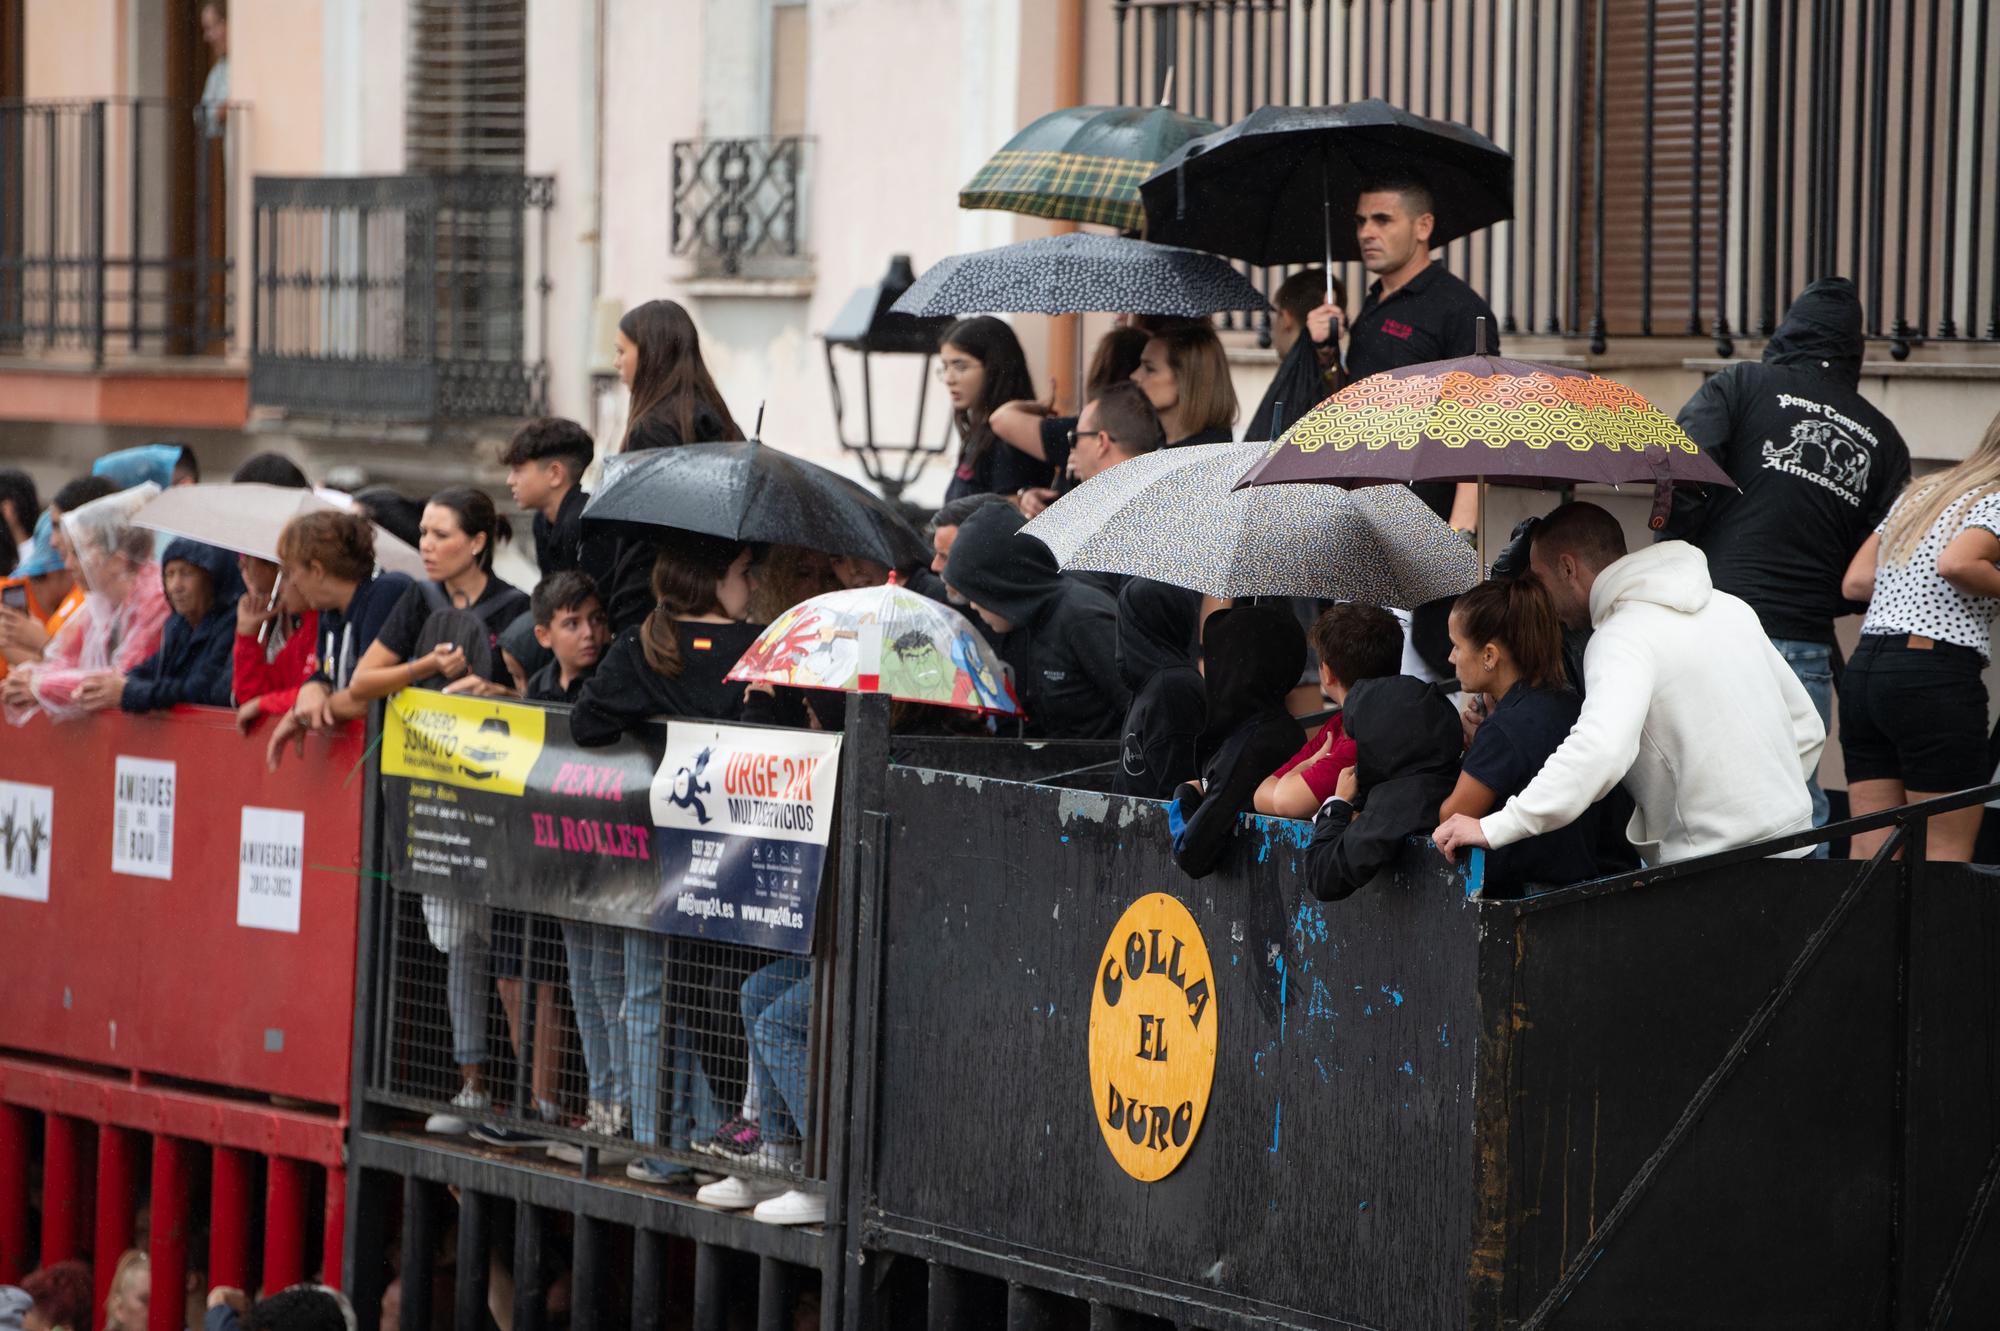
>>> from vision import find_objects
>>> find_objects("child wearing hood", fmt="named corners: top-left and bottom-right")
top-left (1115, 577), bottom-right (1205, 797)
top-left (102, 537), bottom-right (240, 711)
top-left (942, 503), bottom-right (1128, 740)
top-left (1168, 604), bottom-right (1308, 878)
top-left (1302, 674), bottom-right (1463, 901)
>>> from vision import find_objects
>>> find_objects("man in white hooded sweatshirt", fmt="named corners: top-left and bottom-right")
top-left (1435, 502), bottom-right (1826, 868)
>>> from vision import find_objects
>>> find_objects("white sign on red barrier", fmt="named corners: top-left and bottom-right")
top-left (0, 779), bottom-right (53, 902)
top-left (237, 806), bottom-right (305, 933)
top-left (111, 756), bottom-right (175, 880)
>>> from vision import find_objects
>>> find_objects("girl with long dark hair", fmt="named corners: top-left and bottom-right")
top-left (616, 299), bottom-right (745, 451)
top-left (938, 316), bottom-right (1043, 502)
top-left (1437, 576), bottom-right (1599, 894)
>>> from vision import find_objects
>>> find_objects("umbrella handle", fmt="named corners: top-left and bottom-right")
top-left (1649, 480), bottom-right (1675, 531)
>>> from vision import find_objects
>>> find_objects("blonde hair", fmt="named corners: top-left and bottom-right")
top-left (1147, 326), bottom-right (1238, 438)
top-left (1879, 410), bottom-right (2000, 565)
top-left (103, 1250), bottom-right (147, 1330)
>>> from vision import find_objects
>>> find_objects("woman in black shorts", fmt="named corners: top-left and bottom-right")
top-left (1840, 409), bottom-right (2000, 861)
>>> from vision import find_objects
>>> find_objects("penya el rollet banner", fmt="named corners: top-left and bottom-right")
top-left (378, 691), bottom-right (841, 954)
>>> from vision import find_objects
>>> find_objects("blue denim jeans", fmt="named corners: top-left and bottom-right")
top-left (742, 958), bottom-right (812, 1143)
top-left (623, 933), bottom-right (721, 1167)
top-left (1771, 637), bottom-right (1834, 858)
top-left (559, 920), bottom-right (627, 1108)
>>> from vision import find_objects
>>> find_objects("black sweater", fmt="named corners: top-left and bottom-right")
top-left (570, 620), bottom-right (762, 747)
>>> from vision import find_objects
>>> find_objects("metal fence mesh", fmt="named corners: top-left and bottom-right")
top-left (373, 889), bottom-right (817, 1185)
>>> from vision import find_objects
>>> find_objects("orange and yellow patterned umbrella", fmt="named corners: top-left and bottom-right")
top-left (1236, 355), bottom-right (1736, 492)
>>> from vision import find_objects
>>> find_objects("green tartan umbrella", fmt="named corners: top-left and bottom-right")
top-left (960, 104), bottom-right (1221, 232)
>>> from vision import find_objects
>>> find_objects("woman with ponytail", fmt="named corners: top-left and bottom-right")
top-left (1438, 577), bottom-right (1600, 894)
top-left (569, 530), bottom-right (758, 747)
top-left (569, 529), bottom-right (762, 1187)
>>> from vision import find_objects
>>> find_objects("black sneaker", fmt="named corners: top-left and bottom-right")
top-left (468, 1121), bottom-right (559, 1148)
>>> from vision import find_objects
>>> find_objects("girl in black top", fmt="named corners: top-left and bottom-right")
top-left (569, 528), bottom-right (762, 1182)
top-left (1439, 577), bottom-right (1599, 895)
top-left (616, 300), bottom-right (745, 452)
top-left (571, 530), bottom-right (759, 745)
top-left (1130, 323), bottom-right (1239, 447)
top-left (346, 487), bottom-right (530, 702)
top-left (939, 316), bottom-right (1045, 502)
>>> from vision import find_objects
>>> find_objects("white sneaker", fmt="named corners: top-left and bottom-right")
top-left (424, 1082), bottom-right (489, 1135)
top-left (695, 1174), bottom-right (786, 1210)
top-left (547, 1100), bottom-right (635, 1163)
top-left (753, 1189), bottom-right (825, 1226)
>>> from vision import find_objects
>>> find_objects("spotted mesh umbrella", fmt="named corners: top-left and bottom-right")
top-left (889, 233), bottom-right (1269, 319)
top-left (1021, 441), bottom-right (1478, 607)
top-left (1237, 354), bottom-right (1735, 494)
top-left (726, 581), bottom-right (1022, 717)
top-left (959, 104), bottom-right (1221, 232)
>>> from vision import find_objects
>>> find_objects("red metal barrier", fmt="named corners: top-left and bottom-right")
top-left (0, 708), bottom-right (365, 1104)
top-left (0, 708), bottom-right (363, 1291)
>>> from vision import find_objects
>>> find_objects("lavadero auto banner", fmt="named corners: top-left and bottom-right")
top-left (379, 691), bottom-right (840, 953)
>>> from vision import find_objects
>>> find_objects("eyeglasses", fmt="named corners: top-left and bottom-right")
top-left (1066, 427), bottom-right (1107, 447)
top-left (934, 359), bottom-right (979, 381)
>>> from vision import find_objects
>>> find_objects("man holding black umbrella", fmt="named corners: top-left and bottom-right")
top-left (1346, 173), bottom-right (1499, 534)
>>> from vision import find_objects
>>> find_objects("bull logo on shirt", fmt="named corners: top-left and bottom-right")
top-left (1761, 417), bottom-right (1871, 505)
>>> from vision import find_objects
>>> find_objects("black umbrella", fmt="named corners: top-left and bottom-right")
top-left (889, 233), bottom-right (1269, 319)
top-left (1137, 99), bottom-right (1513, 269)
top-left (581, 442), bottom-right (930, 569)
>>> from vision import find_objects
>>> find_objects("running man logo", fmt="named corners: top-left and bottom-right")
top-left (382, 692), bottom-right (547, 796)
top-left (1087, 893), bottom-right (1218, 1182)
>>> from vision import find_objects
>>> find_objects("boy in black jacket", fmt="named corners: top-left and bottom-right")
top-left (1303, 674), bottom-right (1462, 901)
top-left (523, 571), bottom-right (610, 705)
top-left (943, 503), bottom-right (1129, 740)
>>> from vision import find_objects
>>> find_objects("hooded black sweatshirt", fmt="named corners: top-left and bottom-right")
top-left (1169, 606), bottom-right (1308, 878)
top-left (1302, 674), bottom-right (1462, 901)
top-left (1665, 278), bottom-right (1911, 643)
top-left (122, 537), bottom-right (240, 711)
top-left (944, 504), bottom-right (1129, 740)
top-left (1116, 579), bottom-right (1204, 796)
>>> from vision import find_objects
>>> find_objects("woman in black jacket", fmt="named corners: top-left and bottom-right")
top-left (570, 529), bottom-right (765, 1185)
top-left (939, 316), bottom-right (1044, 502)
top-left (615, 300), bottom-right (745, 452)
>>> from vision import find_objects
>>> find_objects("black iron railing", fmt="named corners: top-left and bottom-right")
top-left (249, 173), bottom-right (553, 421)
top-left (1116, 0), bottom-right (2000, 360)
top-left (0, 98), bottom-right (238, 361)
top-left (671, 136), bottom-right (810, 277)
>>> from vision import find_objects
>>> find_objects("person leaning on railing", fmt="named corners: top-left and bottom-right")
top-left (1838, 407), bottom-right (2000, 862)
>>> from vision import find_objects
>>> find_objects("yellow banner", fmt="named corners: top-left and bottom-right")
top-left (381, 690), bottom-right (547, 797)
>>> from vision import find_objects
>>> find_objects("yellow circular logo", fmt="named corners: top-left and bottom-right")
top-left (1088, 893), bottom-right (1218, 1182)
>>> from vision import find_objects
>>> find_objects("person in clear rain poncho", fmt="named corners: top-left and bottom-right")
top-left (0, 483), bottom-right (170, 725)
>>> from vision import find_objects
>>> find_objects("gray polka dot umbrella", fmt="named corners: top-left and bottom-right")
top-left (1021, 440), bottom-right (1479, 606)
top-left (888, 233), bottom-right (1269, 318)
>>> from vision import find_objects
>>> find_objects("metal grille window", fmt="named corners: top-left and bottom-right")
top-left (672, 136), bottom-right (812, 278)
top-left (0, 98), bottom-right (237, 361)
top-left (249, 173), bottom-right (552, 421)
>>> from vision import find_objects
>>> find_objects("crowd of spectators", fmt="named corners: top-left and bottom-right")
top-left (5, 183), bottom-right (1998, 1231)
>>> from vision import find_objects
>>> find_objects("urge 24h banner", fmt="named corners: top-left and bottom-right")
top-left (378, 691), bottom-right (841, 954)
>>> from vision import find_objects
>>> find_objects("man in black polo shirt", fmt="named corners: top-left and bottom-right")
top-left (1347, 174), bottom-right (1500, 534)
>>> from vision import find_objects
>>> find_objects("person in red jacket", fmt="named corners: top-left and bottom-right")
top-left (232, 552), bottom-right (319, 730)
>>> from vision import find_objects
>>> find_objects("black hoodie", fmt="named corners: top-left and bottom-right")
top-left (1665, 278), bottom-right (1911, 643)
top-left (1169, 606), bottom-right (1308, 878)
top-left (945, 504), bottom-right (1129, 740)
top-left (121, 537), bottom-right (240, 712)
top-left (1116, 578), bottom-right (1204, 797)
top-left (1301, 675), bottom-right (1462, 901)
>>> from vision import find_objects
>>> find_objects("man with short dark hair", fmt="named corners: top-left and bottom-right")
top-left (924, 492), bottom-right (1014, 606)
top-left (1347, 174), bottom-right (1500, 533)
top-left (1015, 382), bottom-right (1166, 519)
top-left (1434, 501), bottom-right (1825, 868)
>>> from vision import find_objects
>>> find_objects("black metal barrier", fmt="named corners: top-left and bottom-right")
top-left (344, 696), bottom-right (2000, 1329)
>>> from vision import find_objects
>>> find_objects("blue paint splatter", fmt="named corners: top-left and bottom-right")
top-left (1364, 1003), bottom-right (1373, 1016)
top-left (1306, 978), bottom-right (1335, 1025)
top-left (1357, 1201), bottom-right (1370, 1211)
top-left (1438, 1022), bottom-right (1451, 1046)
top-left (1046, 1003), bottom-right (1056, 1017)
top-left (1267, 1100), bottom-right (1282, 1153)
top-left (1275, 955), bottom-right (1287, 1043)
top-left (1380, 985), bottom-right (1404, 1006)
top-left (1253, 1050), bottom-right (1264, 1076)
top-left (1231, 952), bottom-right (1239, 966)
top-left (1398, 1060), bottom-right (1415, 1075)
top-left (1313, 1057), bottom-right (1328, 1083)
top-left (1059, 834), bottom-right (1070, 843)
top-left (1290, 899), bottom-right (1329, 945)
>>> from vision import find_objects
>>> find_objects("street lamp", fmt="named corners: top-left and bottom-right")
top-left (821, 255), bottom-right (954, 503)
